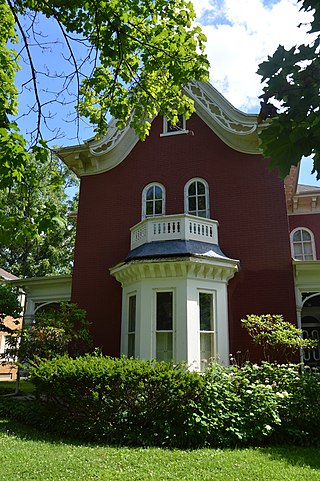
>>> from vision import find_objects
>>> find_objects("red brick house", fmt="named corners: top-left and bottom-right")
top-left (55, 81), bottom-right (300, 368)
top-left (10, 82), bottom-right (320, 369)
top-left (285, 167), bottom-right (320, 366)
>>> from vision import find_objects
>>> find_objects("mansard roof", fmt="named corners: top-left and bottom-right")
top-left (125, 239), bottom-right (234, 262)
top-left (57, 81), bottom-right (260, 177)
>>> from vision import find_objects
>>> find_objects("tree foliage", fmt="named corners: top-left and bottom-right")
top-left (258, 0), bottom-right (320, 178)
top-left (242, 314), bottom-right (318, 361)
top-left (5, 302), bottom-right (92, 365)
top-left (0, 152), bottom-right (78, 277)
top-left (0, 283), bottom-right (21, 332)
top-left (1, 0), bottom-right (208, 178)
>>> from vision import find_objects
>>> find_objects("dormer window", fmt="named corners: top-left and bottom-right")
top-left (161, 115), bottom-right (187, 136)
top-left (291, 228), bottom-right (316, 260)
top-left (142, 183), bottom-right (165, 219)
top-left (184, 178), bottom-right (210, 218)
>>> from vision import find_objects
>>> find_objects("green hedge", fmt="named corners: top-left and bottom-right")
top-left (1, 355), bottom-right (319, 447)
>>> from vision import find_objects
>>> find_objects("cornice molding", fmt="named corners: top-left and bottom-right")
top-left (110, 255), bottom-right (239, 287)
top-left (56, 82), bottom-right (260, 177)
top-left (10, 275), bottom-right (72, 302)
top-left (293, 260), bottom-right (320, 290)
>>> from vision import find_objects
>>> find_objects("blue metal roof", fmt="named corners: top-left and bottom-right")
top-left (125, 240), bottom-right (232, 262)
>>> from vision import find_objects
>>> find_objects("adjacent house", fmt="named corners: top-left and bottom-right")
top-left (10, 81), bottom-right (320, 369)
top-left (285, 167), bottom-right (320, 366)
top-left (0, 268), bottom-right (22, 380)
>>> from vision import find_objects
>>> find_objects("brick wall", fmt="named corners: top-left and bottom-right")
top-left (72, 114), bottom-right (297, 359)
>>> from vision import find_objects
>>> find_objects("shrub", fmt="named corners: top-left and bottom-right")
top-left (1, 356), bottom-right (318, 448)
top-left (241, 314), bottom-right (318, 361)
top-left (29, 354), bottom-right (204, 447)
top-left (190, 362), bottom-right (285, 446)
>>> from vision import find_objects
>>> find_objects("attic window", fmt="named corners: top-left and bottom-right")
top-left (160, 115), bottom-right (187, 136)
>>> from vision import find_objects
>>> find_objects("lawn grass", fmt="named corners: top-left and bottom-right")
top-left (0, 379), bottom-right (35, 396)
top-left (0, 419), bottom-right (319, 481)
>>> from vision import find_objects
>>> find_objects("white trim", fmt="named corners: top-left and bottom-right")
top-left (56, 82), bottom-right (260, 178)
top-left (141, 182), bottom-right (166, 220)
top-left (290, 227), bottom-right (316, 260)
top-left (112, 256), bottom-right (237, 369)
top-left (184, 178), bottom-right (210, 218)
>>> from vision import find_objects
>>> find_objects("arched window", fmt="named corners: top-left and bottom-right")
top-left (291, 228), bottom-right (316, 260)
top-left (142, 183), bottom-right (165, 219)
top-left (184, 178), bottom-right (210, 218)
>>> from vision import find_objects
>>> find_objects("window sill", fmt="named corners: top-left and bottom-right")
top-left (160, 130), bottom-right (189, 137)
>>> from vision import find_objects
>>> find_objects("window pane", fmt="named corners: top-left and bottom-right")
top-left (189, 197), bottom-right (196, 211)
top-left (155, 186), bottom-right (163, 199)
top-left (146, 187), bottom-right (154, 200)
top-left (198, 210), bottom-right (207, 218)
top-left (302, 230), bottom-right (311, 241)
top-left (200, 293), bottom-right (213, 331)
top-left (167, 115), bottom-right (184, 132)
top-left (293, 230), bottom-right (302, 241)
top-left (188, 182), bottom-right (196, 196)
top-left (200, 333), bottom-right (214, 370)
top-left (197, 181), bottom-right (205, 195)
top-left (198, 195), bottom-right (206, 210)
top-left (156, 332), bottom-right (173, 361)
top-left (128, 296), bottom-right (136, 332)
top-left (128, 333), bottom-right (135, 357)
top-left (294, 244), bottom-right (303, 256)
top-left (146, 201), bottom-right (153, 215)
top-left (155, 200), bottom-right (162, 214)
top-left (156, 292), bottom-right (173, 330)
top-left (304, 243), bottom-right (313, 255)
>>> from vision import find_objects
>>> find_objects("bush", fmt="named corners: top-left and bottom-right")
top-left (2, 356), bottom-right (319, 448)
top-left (29, 354), bottom-right (204, 447)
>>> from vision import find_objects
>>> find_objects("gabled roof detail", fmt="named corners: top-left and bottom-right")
top-left (57, 81), bottom-right (260, 177)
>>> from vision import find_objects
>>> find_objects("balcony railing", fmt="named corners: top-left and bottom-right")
top-left (130, 214), bottom-right (219, 250)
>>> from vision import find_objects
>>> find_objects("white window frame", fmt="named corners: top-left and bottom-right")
top-left (154, 289), bottom-right (175, 362)
top-left (198, 290), bottom-right (216, 371)
top-left (160, 115), bottom-right (187, 137)
top-left (142, 182), bottom-right (166, 220)
top-left (184, 178), bottom-right (210, 219)
top-left (290, 227), bottom-right (316, 260)
top-left (127, 293), bottom-right (137, 358)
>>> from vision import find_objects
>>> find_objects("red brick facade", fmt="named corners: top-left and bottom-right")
top-left (72, 114), bottom-right (297, 359)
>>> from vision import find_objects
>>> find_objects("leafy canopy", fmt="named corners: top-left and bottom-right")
top-left (0, 283), bottom-right (21, 331)
top-left (258, 0), bottom-right (320, 178)
top-left (5, 302), bottom-right (92, 365)
top-left (1, 0), bottom-right (209, 176)
top-left (0, 152), bottom-right (78, 277)
top-left (0, 0), bottom-right (208, 240)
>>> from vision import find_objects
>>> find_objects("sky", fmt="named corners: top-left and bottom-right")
top-left (14, 0), bottom-right (319, 186)
top-left (191, 0), bottom-right (319, 186)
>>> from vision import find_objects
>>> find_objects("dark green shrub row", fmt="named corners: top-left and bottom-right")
top-left (30, 355), bottom-right (204, 447)
top-left (2, 355), bottom-right (320, 447)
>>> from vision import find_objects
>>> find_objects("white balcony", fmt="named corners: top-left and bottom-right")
top-left (130, 214), bottom-right (219, 250)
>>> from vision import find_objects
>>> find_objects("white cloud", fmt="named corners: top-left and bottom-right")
top-left (193, 0), bottom-right (315, 111)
